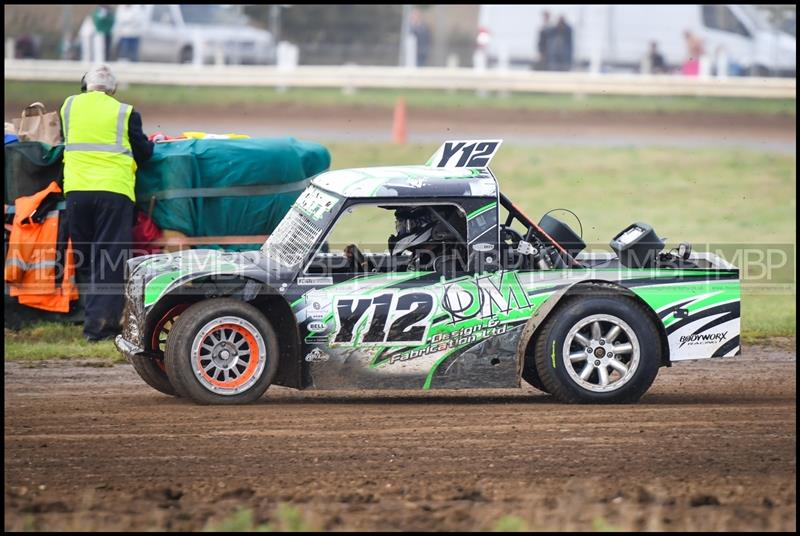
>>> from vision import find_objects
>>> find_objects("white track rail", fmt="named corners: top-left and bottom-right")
top-left (5, 60), bottom-right (796, 99)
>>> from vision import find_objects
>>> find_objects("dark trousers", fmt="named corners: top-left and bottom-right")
top-left (66, 191), bottom-right (134, 339)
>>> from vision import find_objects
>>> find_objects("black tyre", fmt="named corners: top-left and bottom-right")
top-left (165, 298), bottom-right (279, 405)
top-left (130, 303), bottom-right (189, 397)
top-left (130, 355), bottom-right (176, 396)
top-left (521, 358), bottom-right (549, 393)
top-left (533, 290), bottom-right (661, 404)
top-left (179, 46), bottom-right (193, 64)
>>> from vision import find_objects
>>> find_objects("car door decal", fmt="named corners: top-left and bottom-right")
top-left (331, 290), bottom-right (436, 346)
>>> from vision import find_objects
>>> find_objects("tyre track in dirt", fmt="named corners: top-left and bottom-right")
top-left (4, 339), bottom-right (796, 531)
top-left (139, 105), bottom-right (796, 153)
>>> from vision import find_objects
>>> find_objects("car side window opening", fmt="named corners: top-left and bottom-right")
top-left (152, 5), bottom-right (175, 25)
top-left (702, 5), bottom-right (751, 37)
top-left (305, 203), bottom-right (469, 276)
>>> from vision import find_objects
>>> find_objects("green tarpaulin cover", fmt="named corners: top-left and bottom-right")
top-left (136, 138), bottom-right (330, 245)
top-left (4, 138), bottom-right (331, 248)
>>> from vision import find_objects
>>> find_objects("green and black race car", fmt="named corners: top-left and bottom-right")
top-left (116, 140), bottom-right (741, 405)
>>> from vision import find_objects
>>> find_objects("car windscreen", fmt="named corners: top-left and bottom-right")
top-left (180, 5), bottom-right (248, 25)
top-left (260, 186), bottom-right (342, 269)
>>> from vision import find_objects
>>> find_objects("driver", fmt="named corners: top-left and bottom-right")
top-left (388, 207), bottom-right (463, 271)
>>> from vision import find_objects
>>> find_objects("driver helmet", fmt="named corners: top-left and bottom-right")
top-left (389, 207), bottom-right (436, 255)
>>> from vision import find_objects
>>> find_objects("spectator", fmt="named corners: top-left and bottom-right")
top-left (647, 41), bottom-right (667, 74)
top-left (550, 16), bottom-right (574, 71)
top-left (14, 34), bottom-right (40, 59)
top-left (682, 30), bottom-right (704, 76)
top-left (92, 5), bottom-right (115, 61)
top-left (409, 8), bottom-right (431, 67)
top-left (536, 11), bottom-right (554, 70)
top-left (115, 5), bottom-right (145, 62)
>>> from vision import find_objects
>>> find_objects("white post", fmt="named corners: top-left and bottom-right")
top-left (716, 49), bottom-right (729, 79)
top-left (342, 62), bottom-right (356, 95)
top-left (698, 53), bottom-right (712, 79)
top-left (497, 42), bottom-right (510, 71)
top-left (79, 17), bottom-right (93, 65)
top-left (5, 38), bottom-right (15, 60)
top-left (93, 32), bottom-right (105, 62)
top-left (276, 41), bottom-right (298, 92)
top-left (473, 48), bottom-right (487, 71)
top-left (473, 48), bottom-right (488, 97)
top-left (497, 42), bottom-right (510, 97)
top-left (404, 33), bottom-right (417, 68)
top-left (640, 52), bottom-right (651, 75)
top-left (445, 54), bottom-right (458, 94)
top-left (192, 31), bottom-right (204, 67)
top-left (589, 46), bottom-right (602, 75)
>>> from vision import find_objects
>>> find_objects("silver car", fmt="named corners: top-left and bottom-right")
top-left (113, 4), bottom-right (275, 65)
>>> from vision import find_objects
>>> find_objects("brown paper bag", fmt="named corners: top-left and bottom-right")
top-left (11, 102), bottom-right (63, 146)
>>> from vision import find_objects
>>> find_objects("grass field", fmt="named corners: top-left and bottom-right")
top-left (4, 81), bottom-right (797, 117)
top-left (4, 323), bottom-right (122, 362)
top-left (3, 143), bottom-right (794, 361)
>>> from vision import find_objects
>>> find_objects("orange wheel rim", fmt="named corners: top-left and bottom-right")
top-left (191, 317), bottom-right (266, 395)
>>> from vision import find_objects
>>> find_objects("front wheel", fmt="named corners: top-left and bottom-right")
top-left (130, 303), bottom-right (190, 397)
top-left (533, 290), bottom-right (661, 403)
top-left (165, 298), bottom-right (279, 405)
top-left (130, 355), bottom-right (177, 396)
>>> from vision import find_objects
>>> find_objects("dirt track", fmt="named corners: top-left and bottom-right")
top-left (4, 339), bottom-right (796, 531)
top-left (141, 104), bottom-right (795, 153)
top-left (5, 101), bottom-right (795, 152)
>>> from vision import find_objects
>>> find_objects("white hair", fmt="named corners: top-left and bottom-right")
top-left (85, 64), bottom-right (117, 93)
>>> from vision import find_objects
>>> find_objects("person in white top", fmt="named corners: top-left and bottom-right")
top-left (114, 5), bottom-right (147, 62)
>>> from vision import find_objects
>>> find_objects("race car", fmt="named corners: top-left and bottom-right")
top-left (116, 140), bottom-right (741, 405)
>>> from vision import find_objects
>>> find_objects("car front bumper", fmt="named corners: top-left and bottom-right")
top-left (115, 335), bottom-right (145, 362)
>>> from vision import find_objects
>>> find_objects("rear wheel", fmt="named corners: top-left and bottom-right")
top-left (165, 298), bottom-right (278, 405)
top-left (533, 290), bottom-right (661, 404)
top-left (521, 358), bottom-right (549, 393)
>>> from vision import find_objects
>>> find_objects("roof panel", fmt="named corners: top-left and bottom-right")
top-left (311, 165), bottom-right (498, 198)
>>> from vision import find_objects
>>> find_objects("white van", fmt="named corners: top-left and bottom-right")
top-left (112, 4), bottom-right (275, 65)
top-left (478, 4), bottom-right (796, 76)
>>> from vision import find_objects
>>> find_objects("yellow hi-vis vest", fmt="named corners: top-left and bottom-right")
top-left (60, 91), bottom-right (136, 202)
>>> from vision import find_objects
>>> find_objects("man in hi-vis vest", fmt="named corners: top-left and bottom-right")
top-left (61, 65), bottom-right (153, 341)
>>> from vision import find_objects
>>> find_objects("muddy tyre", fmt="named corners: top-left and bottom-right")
top-left (130, 303), bottom-right (189, 397)
top-left (130, 355), bottom-right (176, 396)
top-left (165, 298), bottom-right (279, 405)
top-left (534, 290), bottom-right (661, 404)
top-left (521, 359), bottom-right (549, 393)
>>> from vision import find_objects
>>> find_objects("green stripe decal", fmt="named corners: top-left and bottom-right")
top-left (423, 347), bottom-right (465, 389)
top-left (144, 271), bottom-right (184, 307)
top-left (467, 201), bottom-right (497, 220)
top-left (632, 280), bottom-right (740, 327)
top-left (143, 262), bottom-right (239, 307)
